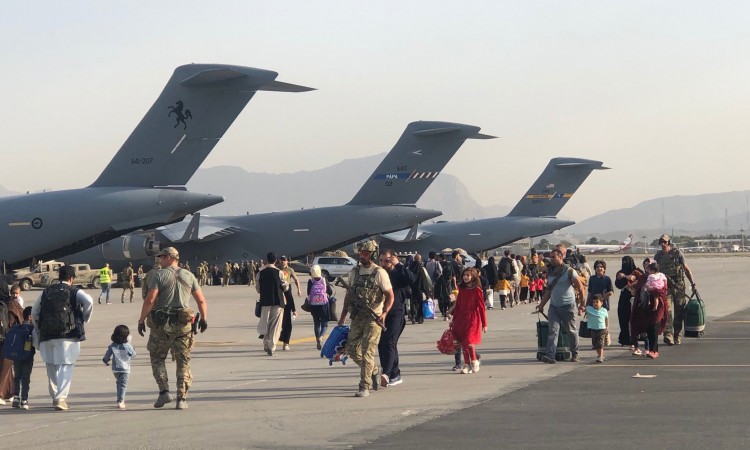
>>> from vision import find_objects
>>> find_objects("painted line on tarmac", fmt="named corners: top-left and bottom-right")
top-left (593, 364), bottom-right (750, 368)
top-left (0, 412), bottom-right (115, 438)
top-left (713, 320), bottom-right (750, 323)
top-left (192, 369), bottom-right (315, 394)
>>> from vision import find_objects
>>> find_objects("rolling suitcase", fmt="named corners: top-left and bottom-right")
top-left (684, 290), bottom-right (706, 338)
top-left (536, 313), bottom-right (571, 361)
top-left (321, 325), bottom-right (349, 365)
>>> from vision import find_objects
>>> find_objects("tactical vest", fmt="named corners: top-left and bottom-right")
top-left (99, 268), bottom-right (111, 284)
top-left (655, 248), bottom-right (685, 282)
top-left (351, 266), bottom-right (385, 312)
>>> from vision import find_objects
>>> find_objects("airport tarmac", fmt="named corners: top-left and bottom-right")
top-left (0, 255), bottom-right (746, 449)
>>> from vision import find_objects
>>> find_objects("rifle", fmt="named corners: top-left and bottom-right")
top-left (335, 277), bottom-right (387, 330)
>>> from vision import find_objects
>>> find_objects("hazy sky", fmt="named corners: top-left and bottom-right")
top-left (3, 2), bottom-right (749, 222)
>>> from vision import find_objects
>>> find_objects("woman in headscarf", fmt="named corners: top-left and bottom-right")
top-left (614, 256), bottom-right (638, 347)
top-left (484, 257), bottom-right (498, 309)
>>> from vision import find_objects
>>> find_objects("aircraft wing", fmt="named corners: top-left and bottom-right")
top-left (158, 214), bottom-right (243, 243)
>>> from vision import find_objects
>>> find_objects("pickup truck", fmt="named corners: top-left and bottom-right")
top-left (14, 260), bottom-right (65, 291)
top-left (39, 264), bottom-right (111, 289)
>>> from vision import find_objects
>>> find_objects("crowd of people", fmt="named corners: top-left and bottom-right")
top-left (0, 233), bottom-right (698, 407)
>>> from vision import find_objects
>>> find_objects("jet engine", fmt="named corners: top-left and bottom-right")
top-left (99, 235), bottom-right (160, 261)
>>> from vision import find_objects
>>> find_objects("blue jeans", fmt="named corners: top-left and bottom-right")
top-left (310, 304), bottom-right (329, 339)
top-left (13, 359), bottom-right (33, 400)
top-left (546, 303), bottom-right (580, 358)
top-left (115, 372), bottom-right (129, 402)
top-left (100, 283), bottom-right (111, 301)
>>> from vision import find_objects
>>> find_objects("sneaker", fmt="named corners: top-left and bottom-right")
top-left (20, 400), bottom-right (29, 410)
top-left (646, 351), bottom-right (656, 359)
top-left (501, 307), bottom-right (506, 310)
top-left (664, 336), bottom-right (674, 346)
top-left (355, 388), bottom-right (369, 398)
top-left (371, 368), bottom-right (380, 391)
top-left (54, 399), bottom-right (69, 411)
top-left (470, 360), bottom-right (480, 373)
top-left (675, 336), bottom-right (682, 345)
top-left (452, 364), bottom-right (461, 371)
top-left (632, 349), bottom-right (643, 356)
top-left (387, 375), bottom-right (402, 387)
top-left (629, 345), bottom-right (636, 351)
top-left (380, 374), bottom-right (390, 388)
top-left (176, 399), bottom-right (188, 410)
top-left (569, 353), bottom-right (580, 363)
top-left (117, 401), bottom-right (126, 410)
top-left (154, 391), bottom-right (172, 408)
top-left (121, 298), bottom-right (125, 303)
top-left (460, 365), bottom-right (470, 374)
top-left (106, 302), bottom-right (112, 305)
top-left (283, 343), bottom-right (290, 351)
top-left (98, 298), bottom-right (102, 305)
top-left (266, 349), bottom-right (274, 356)
top-left (12, 396), bottom-right (20, 408)
top-left (443, 316), bottom-right (448, 321)
top-left (540, 355), bottom-right (556, 364)
top-left (595, 357), bottom-right (603, 363)
top-left (0, 398), bottom-right (5, 405)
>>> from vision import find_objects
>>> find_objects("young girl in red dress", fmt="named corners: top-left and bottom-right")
top-left (448, 268), bottom-right (488, 374)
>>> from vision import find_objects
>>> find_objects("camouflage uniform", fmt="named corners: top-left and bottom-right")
top-left (345, 265), bottom-right (388, 391)
top-left (198, 263), bottom-right (208, 287)
top-left (121, 265), bottom-right (135, 302)
top-left (146, 266), bottom-right (201, 400)
top-left (654, 247), bottom-right (688, 341)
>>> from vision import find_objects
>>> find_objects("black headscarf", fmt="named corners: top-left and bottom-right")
top-left (620, 256), bottom-right (637, 276)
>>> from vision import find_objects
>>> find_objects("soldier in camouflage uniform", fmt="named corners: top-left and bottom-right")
top-left (120, 262), bottom-right (135, 303)
top-left (653, 234), bottom-right (697, 346)
top-left (137, 247), bottom-right (208, 410)
top-left (198, 262), bottom-right (208, 287)
top-left (338, 240), bottom-right (394, 398)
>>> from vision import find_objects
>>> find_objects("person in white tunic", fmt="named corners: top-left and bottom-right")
top-left (31, 265), bottom-right (93, 411)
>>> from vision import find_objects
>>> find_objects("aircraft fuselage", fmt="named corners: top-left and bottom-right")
top-left (0, 187), bottom-right (222, 267)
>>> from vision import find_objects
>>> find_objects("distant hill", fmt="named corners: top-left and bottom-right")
top-left (566, 190), bottom-right (750, 239)
top-left (187, 154), bottom-right (511, 222)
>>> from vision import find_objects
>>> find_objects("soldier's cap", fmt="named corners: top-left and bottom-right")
top-left (156, 247), bottom-right (180, 259)
top-left (280, 255), bottom-right (288, 261)
top-left (659, 234), bottom-right (671, 243)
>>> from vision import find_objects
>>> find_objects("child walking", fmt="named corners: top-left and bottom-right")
top-left (495, 274), bottom-right (511, 310)
top-left (9, 307), bottom-right (35, 409)
top-left (519, 269), bottom-right (530, 304)
top-left (102, 325), bottom-right (136, 410)
top-left (585, 294), bottom-right (609, 363)
top-left (448, 268), bottom-right (488, 374)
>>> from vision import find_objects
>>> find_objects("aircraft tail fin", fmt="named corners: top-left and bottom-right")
top-left (90, 64), bottom-right (314, 188)
top-left (347, 121), bottom-right (495, 206)
top-left (621, 234), bottom-right (634, 250)
top-left (507, 157), bottom-right (608, 217)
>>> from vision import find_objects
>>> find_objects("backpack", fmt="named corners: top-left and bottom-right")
top-left (309, 278), bottom-right (329, 306)
top-left (39, 283), bottom-right (77, 341)
top-left (2, 324), bottom-right (34, 361)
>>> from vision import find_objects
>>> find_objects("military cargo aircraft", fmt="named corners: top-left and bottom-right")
top-left (378, 157), bottom-right (607, 256)
top-left (1, 63), bottom-right (312, 268)
top-left (65, 121), bottom-right (494, 268)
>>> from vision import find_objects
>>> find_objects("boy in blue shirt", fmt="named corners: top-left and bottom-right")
top-left (585, 294), bottom-right (609, 363)
top-left (11, 307), bottom-right (35, 410)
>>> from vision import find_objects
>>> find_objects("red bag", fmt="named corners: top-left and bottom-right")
top-left (437, 327), bottom-right (459, 355)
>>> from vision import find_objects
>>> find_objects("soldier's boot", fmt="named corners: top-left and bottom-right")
top-left (371, 367), bottom-right (380, 391)
top-left (355, 384), bottom-right (369, 398)
top-left (154, 390), bottom-right (172, 408)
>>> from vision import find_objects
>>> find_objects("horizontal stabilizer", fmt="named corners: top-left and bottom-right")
top-left (91, 63), bottom-right (312, 189)
top-left (507, 157), bottom-right (607, 217)
top-left (348, 121), bottom-right (494, 206)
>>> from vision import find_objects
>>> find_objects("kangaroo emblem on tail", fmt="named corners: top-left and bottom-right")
top-left (168, 100), bottom-right (193, 130)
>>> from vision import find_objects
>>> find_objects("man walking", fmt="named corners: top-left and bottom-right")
top-left (378, 249), bottom-right (415, 388)
top-left (32, 265), bottom-right (94, 410)
top-left (536, 249), bottom-right (585, 364)
top-left (98, 263), bottom-right (113, 304)
top-left (256, 253), bottom-right (287, 356)
top-left (138, 247), bottom-right (208, 410)
top-left (654, 234), bottom-right (697, 345)
top-left (338, 240), bottom-right (394, 398)
top-left (121, 262), bottom-right (135, 303)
